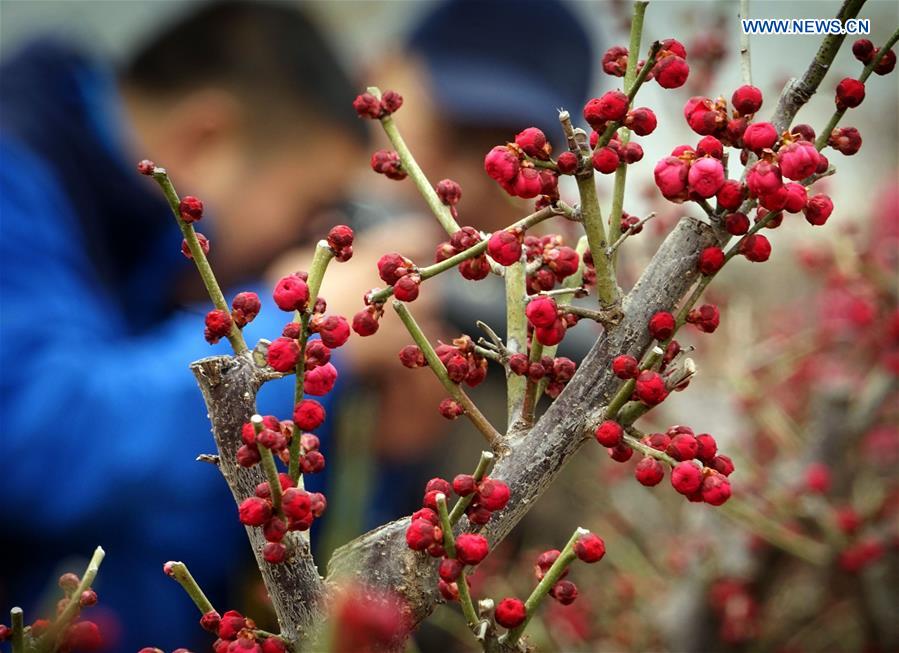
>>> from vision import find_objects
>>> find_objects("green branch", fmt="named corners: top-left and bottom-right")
top-left (151, 168), bottom-right (247, 354)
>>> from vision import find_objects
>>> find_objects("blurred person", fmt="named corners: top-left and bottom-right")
top-left (362, 0), bottom-right (599, 353)
top-left (0, 1), bottom-right (428, 649)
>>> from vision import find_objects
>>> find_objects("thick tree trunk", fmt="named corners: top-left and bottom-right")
top-left (191, 355), bottom-right (326, 643)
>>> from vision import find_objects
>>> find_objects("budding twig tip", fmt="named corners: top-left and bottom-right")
top-left (250, 414), bottom-right (263, 424)
top-left (575, 527), bottom-right (590, 536)
top-left (482, 451), bottom-right (495, 460)
top-left (653, 346), bottom-right (664, 355)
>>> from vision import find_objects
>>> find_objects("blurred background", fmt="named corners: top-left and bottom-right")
top-left (1, 0), bottom-right (896, 651)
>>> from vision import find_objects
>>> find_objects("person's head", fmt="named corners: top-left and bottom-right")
top-left (372, 0), bottom-right (595, 231)
top-left (120, 0), bottom-right (368, 277)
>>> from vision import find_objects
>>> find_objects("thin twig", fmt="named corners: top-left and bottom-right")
top-left (739, 0), bottom-right (753, 85)
top-left (607, 212), bottom-right (657, 256)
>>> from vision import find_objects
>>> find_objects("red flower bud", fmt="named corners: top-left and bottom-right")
top-left (452, 474), bottom-right (477, 496)
top-left (654, 55), bottom-right (689, 88)
top-left (352, 92), bottom-right (381, 119)
top-left (671, 461), bottom-right (703, 495)
top-left (304, 362), bottom-right (338, 396)
top-left (724, 212), bottom-right (750, 235)
top-left (716, 180), bottom-right (746, 211)
top-left (804, 194), bottom-right (834, 226)
top-left (574, 533), bottom-right (606, 563)
top-left (594, 420), bottom-right (623, 447)
top-left (634, 370), bottom-right (669, 405)
top-left (852, 39), bottom-right (875, 63)
top-left (525, 297), bottom-right (558, 328)
top-left (695, 433), bottom-right (718, 463)
top-left (293, 399), bottom-right (325, 430)
top-left (179, 196), bottom-right (204, 223)
top-left (712, 454), bottom-right (735, 476)
top-left (436, 179), bottom-right (462, 206)
top-left (835, 78), bottom-right (865, 109)
top-left (584, 90), bottom-right (629, 126)
top-left (381, 90), bottom-right (403, 114)
top-left (439, 557), bottom-right (464, 582)
top-left (370, 150), bottom-right (406, 180)
top-left (455, 533), bottom-right (489, 566)
top-left (61, 621), bottom-right (102, 652)
top-left (654, 156), bottom-right (690, 201)
top-left (352, 307), bottom-right (380, 336)
top-left (137, 159), bottom-right (155, 175)
top-left (612, 354), bottom-right (640, 379)
top-left (601, 45), bottom-right (629, 76)
top-left (828, 126), bottom-right (862, 155)
top-left (535, 318), bottom-right (566, 346)
top-left (698, 247), bottom-right (725, 275)
top-left (282, 487), bottom-right (311, 521)
top-left (701, 472), bottom-right (731, 505)
top-left (556, 151), bottom-right (579, 174)
top-left (731, 84), bottom-right (763, 115)
top-left (667, 433), bottom-right (699, 460)
top-left (218, 610), bottom-right (247, 639)
top-left (778, 140), bottom-right (821, 181)
top-left (742, 122), bottom-right (778, 152)
top-left (204, 309), bottom-right (232, 344)
top-left (624, 107), bottom-right (657, 136)
top-left (873, 48), bottom-right (896, 75)
top-left (511, 167), bottom-right (543, 198)
top-left (273, 275), bottom-right (310, 312)
top-left (635, 456), bottom-right (665, 486)
top-left (484, 146), bottom-right (520, 183)
top-left (739, 234), bottom-right (771, 263)
top-left (592, 146), bottom-right (620, 174)
top-left (327, 225), bottom-right (354, 252)
top-left (508, 353), bottom-right (529, 375)
top-left (495, 598), bottom-right (527, 628)
top-left (477, 478), bottom-right (510, 511)
top-left (487, 229), bottom-right (523, 266)
top-left (238, 497), bottom-right (272, 526)
top-left (696, 135), bottom-right (724, 159)
top-left (782, 182), bottom-right (808, 213)
top-left (515, 127), bottom-right (548, 157)
top-left (399, 345), bottom-right (426, 369)
top-left (377, 252), bottom-right (413, 285)
top-left (746, 160), bottom-right (783, 197)
top-left (687, 157), bottom-right (726, 198)
top-left (394, 274), bottom-right (421, 302)
top-left (267, 337), bottom-right (300, 372)
top-left (686, 303), bottom-right (720, 333)
top-left (648, 311), bottom-right (676, 340)
top-left (231, 292), bottom-right (261, 328)
top-left (262, 637), bottom-right (288, 653)
top-left (549, 579), bottom-right (579, 605)
top-left (438, 398), bottom-right (464, 419)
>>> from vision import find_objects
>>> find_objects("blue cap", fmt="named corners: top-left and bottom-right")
top-left (407, 0), bottom-right (595, 137)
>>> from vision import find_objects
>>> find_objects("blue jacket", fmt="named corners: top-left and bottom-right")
top-left (0, 41), bottom-right (333, 651)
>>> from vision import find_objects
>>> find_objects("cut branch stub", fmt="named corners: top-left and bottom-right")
top-left (190, 353), bottom-right (325, 643)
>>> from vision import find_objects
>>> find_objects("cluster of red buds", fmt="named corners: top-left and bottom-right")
top-left (495, 531), bottom-right (607, 630)
top-left (405, 474), bottom-right (510, 555)
top-left (596, 418), bottom-right (733, 505)
top-left (507, 352), bottom-right (577, 399)
top-left (237, 425), bottom-right (327, 563)
top-left (0, 570), bottom-right (103, 652)
top-left (352, 89), bottom-right (408, 181)
top-left (484, 128), bottom-right (560, 200)
top-left (602, 37), bottom-right (690, 89)
top-left (146, 600), bottom-right (287, 653)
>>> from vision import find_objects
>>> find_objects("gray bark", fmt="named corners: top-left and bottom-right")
top-left (190, 355), bottom-right (325, 642)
